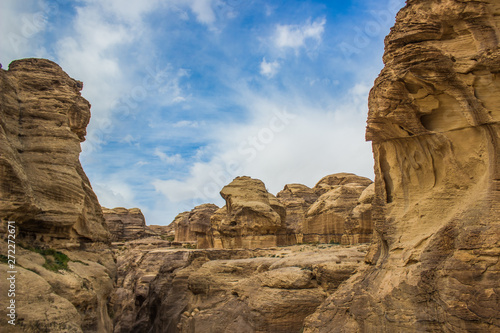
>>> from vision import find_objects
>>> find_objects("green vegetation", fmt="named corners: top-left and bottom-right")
top-left (0, 254), bottom-right (8, 264)
top-left (161, 235), bottom-right (175, 242)
top-left (182, 243), bottom-right (197, 249)
top-left (329, 239), bottom-right (340, 245)
top-left (24, 246), bottom-right (71, 272)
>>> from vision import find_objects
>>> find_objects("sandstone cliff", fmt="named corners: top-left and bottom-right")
top-left (211, 176), bottom-right (287, 249)
top-left (0, 58), bottom-right (109, 246)
top-left (304, 1), bottom-right (500, 331)
top-left (103, 207), bottom-right (157, 242)
top-left (0, 59), bottom-right (114, 333)
top-left (303, 174), bottom-right (374, 245)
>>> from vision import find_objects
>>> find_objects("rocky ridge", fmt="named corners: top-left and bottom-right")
top-left (304, 0), bottom-right (500, 331)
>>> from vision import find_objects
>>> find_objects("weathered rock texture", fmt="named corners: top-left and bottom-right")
top-left (103, 207), bottom-right (157, 242)
top-left (211, 176), bottom-right (287, 249)
top-left (174, 204), bottom-right (219, 248)
top-left (0, 58), bottom-right (109, 246)
top-left (305, 1), bottom-right (500, 332)
top-left (149, 224), bottom-right (175, 240)
top-left (111, 244), bottom-right (369, 333)
top-left (277, 184), bottom-right (319, 244)
top-left (0, 59), bottom-right (114, 332)
top-left (303, 174), bottom-right (374, 245)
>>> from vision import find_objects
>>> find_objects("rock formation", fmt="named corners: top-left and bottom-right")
top-left (276, 184), bottom-right (319, 244)
top-left (0, 59), bottom-right (114, 333)
top-left (211, 176), bottom-right (287, 249)
top-left (304, 1), bottom-right (500, 331)
top-left (302, 174), bottom-right (374, 245)
top-left (103, 207), bottom-right (157, 242)
top-left (173, 204), bottom-right (219, 248)
top-left (149, 223), bottom-right (175, 241)
top-left (0, 58), bottom-right (109, 246)
top-left (111, 243), bottom-right (369, 333)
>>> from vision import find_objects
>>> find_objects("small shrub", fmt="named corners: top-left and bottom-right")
top-left (26, 247), bottom-right (70, 272)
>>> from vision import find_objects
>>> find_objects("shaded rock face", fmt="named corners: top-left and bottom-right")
top-left (111, 244), bottom-right (368, 333)
top-left (149, 224), bottom-right (175, 240)
top-left (0, 58), bottom-right (109, 246)
top-left (211, 176), bottom-right (287, 249)
top-left (305, 1), bottom-right (500, 332)
top-left (174, 204), bottom-right (219, 248)
top-left (303, 174), bottom-right (374, 245)
top-left (102, 207), bottom-right (157, 242)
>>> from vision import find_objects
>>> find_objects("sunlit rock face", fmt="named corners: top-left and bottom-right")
top-left (0, 58), bottom-right (109, 246)
top-left (302, 174), bottom-right (374, 245)
top-left (102, 207), bottom-right (157, 242)
top-left (211, 176), bottom-right (287, 249)
top-left (304, 1), bottom-right (500, 332)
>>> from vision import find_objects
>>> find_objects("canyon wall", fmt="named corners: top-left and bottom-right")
top-left (0, 59), bottom-right (114, 333)
top-left (305, 0), bottom-right (500, 331)
top-left (103, 207), bottom-right (157, 242)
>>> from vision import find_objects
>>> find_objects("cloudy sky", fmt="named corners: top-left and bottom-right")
top-left (1, 0), bottom-right (404, 225)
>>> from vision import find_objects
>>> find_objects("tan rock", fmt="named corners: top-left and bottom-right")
top-left (304, 1), bottom-right (500, 332)
top-left (173, 204), bottom-right (219, 248)
top-left (0, 59), bottom-right (109, 246)
top-left (277, 184), bottom-right (319, 244)
top-left (102, 207), bottom-right (157, 242)
top-left (211, 176), bottom-right (287, 249)
top-left (303, 175), bottom-right (373, 245)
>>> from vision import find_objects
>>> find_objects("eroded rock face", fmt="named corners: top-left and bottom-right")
top-left (211, 176), bottom-right (287, 249)
top-left (173, 204), bottom-right (219, 248)
top-left (111, 244), bottom-right (368, 333)
top-left (305, 1), bottom-right (500, 331)
top-left (103, 207), bottom-right (157, 242)
top-left (0, 58), bottom-right (109, 246)
top-left (303, 174), bottom-right (374, 245)
top-left (0, 59), bottom-right (114, 333)
top-left (277, 184), bottom-right (319, 244)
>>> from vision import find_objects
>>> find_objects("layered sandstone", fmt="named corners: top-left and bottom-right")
top-left (173, 204), bottom-right (219, 248)
top-left (0, 59), bottom-right (114, 332)
top-left (303, 174), bottom-right (374, 245)
top-left (305, 1), bottom-right (500, 331)
top-left (0, 58), bottom-right (109, 246)
top-left (211, 176), bottom-right (287, 249)
top-left (111, 244), bottom-right (369, 333)
top-left (103, 207), bottom-right (157, 242)
top-left (276, 184), bottom-right (319, 244)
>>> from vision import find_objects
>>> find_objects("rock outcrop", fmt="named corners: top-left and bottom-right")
top-left (0, 58), bottom-right (109, 246)
top-left (305, 1), bottom-right (500, 332)
top-left (111, 243), bottom-right (369, 333)
top-left (0, 59), bottom-right (114, 332)
top-left (103, 207), bottom-right (157, 242)
top-left (277, 184), bottom-right (319, 244)
top-left (173, 204), bottom-right (219, 248)
top-left (303, 174), bottom-right (374, 245)
top-left (149, 224), bottom-right (175, 241)
top-left (211, 176), bottom-right (287, 249)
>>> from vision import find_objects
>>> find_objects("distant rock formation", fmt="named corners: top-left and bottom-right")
top-left (148, 223), bottom-right (175, 240)
top-left (174, 204), bottom-right (219, 248)
top-left (211, 176), bottom-right (287, 249)
top-left (0, 59), bottom-right (114, 332)
top-left (303, 174), bottom-right (374, 245)
top-left (305, 1), bottom-right (500, 331)
top-left (102, 207), bottom-right (157, 242)
top-left (276, 184), bottom-right (319, 244)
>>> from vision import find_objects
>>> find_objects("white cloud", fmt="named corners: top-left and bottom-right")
top-left (260, 58), bottom-right (280, 78)
top-left (154, 149), bottom-right (184, 165)
top-left (274, 17), bottom-right (326, 51)
top-left (173, 120), bottom-right (201, 128)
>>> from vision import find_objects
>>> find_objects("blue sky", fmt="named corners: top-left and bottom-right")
top-left (1, 0), bottom-right (405, 225)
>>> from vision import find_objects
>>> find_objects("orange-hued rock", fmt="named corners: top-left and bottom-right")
top-left (0, 58), bottom-right (109, 246)
top-left (102, 207), bottom-right (157, 242)
top-left (302, 174), bottom-right (374, 245)
top-left (211, 176), bottom-right (287, 249)
top-left (304, 1), bottom-right (500, 332)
